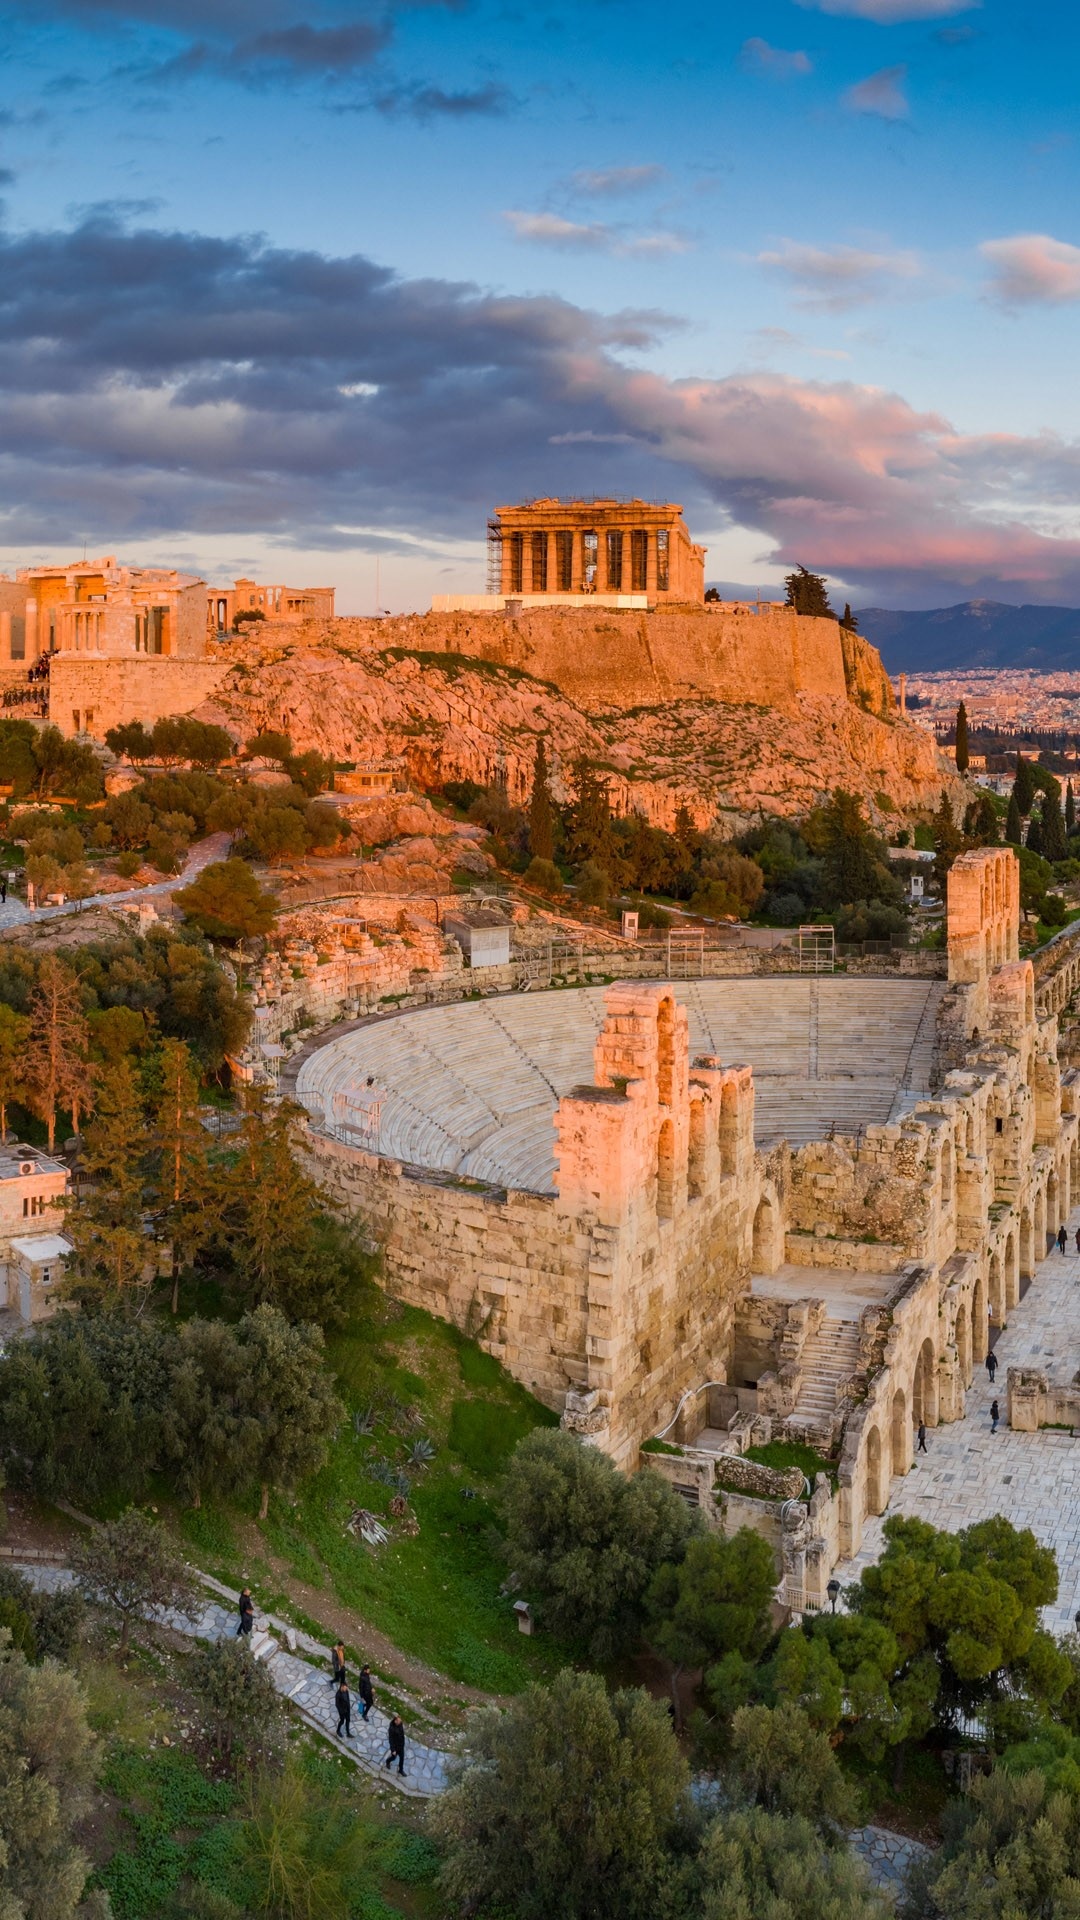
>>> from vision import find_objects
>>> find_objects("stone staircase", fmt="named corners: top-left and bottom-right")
top-left (785, 1316), bottom-right (863, 1447)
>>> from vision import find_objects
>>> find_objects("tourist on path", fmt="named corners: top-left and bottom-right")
top-left (990, 1398), bottom-right (1000, 1434)
top-left (330, 1641), bottom-right (346, 1689)
top-left (385, 1714), bottom-right (406, 1776)
top-left (236, 1587), bottom-right (254, 1638)
top-left (358, 1665), bottom-right (374, 1720)
top-left (986, 1350), bottom-right (998, 1383)
top-left (917, 1422), bottom-right (928, 1453)
top-left (335, 1680), bottom-right (352, 1739)
top-left (1075, 1226), bottom-right (1080, 1254)
top-left (1059, 1225), bottom-right (1068, 1255)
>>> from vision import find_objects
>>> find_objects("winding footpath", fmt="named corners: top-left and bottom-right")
top-left (0, 830), bottom-right (233, 934)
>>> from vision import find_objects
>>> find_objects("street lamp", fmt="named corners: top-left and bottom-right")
top-left (827, 1579), bottom-right (841, 1614)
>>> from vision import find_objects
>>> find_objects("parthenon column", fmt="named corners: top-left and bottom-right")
top-left (620, 532), bottom-right (632, 593)
top-left (547, 530), bottom-right (558, 596)
top-left (571, 530), bottom-right (584, 593)
top-left (645, 531), bottom-right (658, 601)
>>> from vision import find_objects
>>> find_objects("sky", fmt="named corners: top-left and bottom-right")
top-left (1, 0), bottom-right (1079, 612)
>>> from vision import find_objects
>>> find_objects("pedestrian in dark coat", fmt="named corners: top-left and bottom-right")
top-left (986, 1350), bottom-right (998, 1382)
top-left (236, 1587), bottom-right (254, 1637)
top-left (335, 1681), bottom-right (352, 1738)
top-left (990, 1398), bottom-right (1000, 1434)
top-left (385, 1714), bottom-right (405, 1776)
top-left (917, 1422), bottom-right (928, 1453)
top-left (1059, 1225), bottom-right (1068, 1255)
top-left (330, 1641), bottom-right (346, 1688)
top-left (1075, 1226), bottom-right (1080, 1254)
top-left (358, 1666), bottom-right (374, 1720)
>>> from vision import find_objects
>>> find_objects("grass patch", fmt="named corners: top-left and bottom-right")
top-left (744, 1439), bottom-right (838, 1490)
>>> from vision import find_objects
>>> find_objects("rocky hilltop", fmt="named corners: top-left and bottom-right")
top-left (199, 608), bottom-right (961, 830)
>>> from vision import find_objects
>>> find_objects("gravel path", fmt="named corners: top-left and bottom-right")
top-left (0, 831), bottom-right (232, 933)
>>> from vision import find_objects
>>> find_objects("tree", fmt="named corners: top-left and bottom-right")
top-left (162, 1316), bottom-right (257, 1509)
top-left (962, 792), bottom-right (998, 846)
top-left (235, 1305), bottom-right (343, 1520)
top-left (725, 1702), bottom-right (860, 1836)
top-left (432, 1669), bottom-right (691, 1920)
top-left (1014, 751), bottom-right (1037, 816)
top-left (1041, 783), bottom-right (1068, 863)
top-left (1026, 810), bottom-right (1044, 856)
top-left (954, 700), bottom-right (969, 773)
top-left (245, 729), bottom-right (292, 767)
top-left (808, 790), bottom-right (900, 909)
top-left (63, 1060), bottom-right (151, 1312)
top-left (565, 761), bottom-right (614, 870)
top-left (189, 1638), bottom-right (284, 1771)
top-left (1068, 781), bottom-right (1077, 835)
top-left (690, 851), bottom-right (765, 920)
top-left (909, 1767), bottom-right (1080, 1919)
top-left (647, 1530), bottom-right (776, 1714)
top-left (104, 789), bottom-right (153, 849)
top-left (528, 738), bottom-right (556, 863)
top-left (148, 1038), bottom-right (219, 1312)
top-left (1005, 790), bottom-right (1024, 846)
top-left (498, 1429), bottom-right (697, 1660)
top-left (0, 1003), bottom-right (29, 1141)
top-left (932, 792), bottom-right (965, 886)
top-left (70, 1507), bottom-right (193, 1655)
top-left (0, 1631), bottom-right (103, 1919)
top-left (174, 856), bottom-right (278, 943)
top-left (285, 748), bottom-right (334, 796)
top-left (23, 955), bottom-right (93, 1148)
top-left (221, 1091), bottom-right (352, 1319)
top-left (105, 721), bottom-right (155, 764)
top-left (692, 1808), bottom-right (886, 1920)
top-left (784, 565), bottom-right (833, 618)
top-left (840, 603), bottom-right (859, 632)
top-left (240, 1757), bottom-right (371, 1918)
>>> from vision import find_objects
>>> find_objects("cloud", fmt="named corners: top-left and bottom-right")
top-left (3, 210), bottom-right (1080, 605)
top-left (503, 210), bottom-right (689, 257)
top-left (843, 65), bottom-right (909, 119)
top-left (740, 38), bottom-right (812, 77)
top-left (758, 240), bottom-right (922, 309)
top-left (796, 0), bottom-right (976, 19)
top-left (567, 165), bottom-right (667, 197)
top-left (373, 81), bottom-right (512, 118)
top-left (981, 233), bottom-right (1080, 307)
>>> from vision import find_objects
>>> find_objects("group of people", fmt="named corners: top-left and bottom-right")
top-left (236, 1588), bottom-right (408, 1775)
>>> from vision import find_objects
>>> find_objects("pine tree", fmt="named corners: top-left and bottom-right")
top-left (783, 565), bottom-right (833, 618)
top-left (955, 701), bottom-right (969, 774)
top-left (63, 1060), bottom-right (150, 1311)
top-left (235, 1305), bottom-right (343, 1520)
top-left (527, 739), bottom-right (555, 863)
top-left (933, 792), bottom-right (965, 886)
top-left (24, 955), bottom-right (93, 1150)
top-left (1042, 784), bottom-right (1068, 863)
top-left (148, 1038), bottom-right (219, 1314)
top-left (1013, 752), bottom-right (1037, 816)
top-left (1027, 811), bottom-right (1044, 856)
top-left (1067, 781), bottom-right (1076, 835)
top-left (223, 1089), bottom-right (328, 1313)
top-left (1005, 791), bottom-right (1024, 846)
top-left (840, 603), bottom-right (859, 632)
top-left (0, 1004), bottom-right (29, 1142)
top-left (565, 761), bottom-right (613, 870)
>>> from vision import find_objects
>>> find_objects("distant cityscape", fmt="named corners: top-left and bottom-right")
top-left (902, 669), bottom-right (1080, 762)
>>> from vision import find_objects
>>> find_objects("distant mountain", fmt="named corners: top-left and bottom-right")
top-left (857, 601), bottom-right (1080, 674)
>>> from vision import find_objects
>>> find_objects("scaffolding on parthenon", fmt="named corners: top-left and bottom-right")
top-left (486, 518), bottom-right (503, 595)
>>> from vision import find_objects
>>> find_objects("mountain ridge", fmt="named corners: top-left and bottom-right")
top-left (858, 601), bottom-right (1080, 673)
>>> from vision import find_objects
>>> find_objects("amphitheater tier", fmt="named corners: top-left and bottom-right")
top-left (295, 978), bottom-right (944, 1193)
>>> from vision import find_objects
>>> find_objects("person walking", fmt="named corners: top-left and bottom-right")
top-left (1075, 1226), bottom-right (1080, 1254)
top-left (1059, 1224), bottom-right (1068, 1255)
top-left (990, 1398), bottom-right (1000, 1434)
top-left (236, 1587), bottom-right (254, 1638)
top-left (330, 1641), bottom-right (346, 1689)
top-left (1, 877), bottom-right (8, 905)
top-left (986, 1350), bottom-right (998, 1383)
top-left (358, 1665), bottom-right (374, 1721)
top-left (917, 1422), bottom-right (928, 1453)
top-left (335, 1679), bottom-right (352, 1739)
top-left (385, 1714), bottom-right (405, 1777)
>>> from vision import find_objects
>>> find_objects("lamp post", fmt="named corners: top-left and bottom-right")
top-left (827, 1578), bottom-right (841, 1614)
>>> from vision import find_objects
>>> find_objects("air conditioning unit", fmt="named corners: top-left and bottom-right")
top-left (19, 1162), bottom-right (34, 1177)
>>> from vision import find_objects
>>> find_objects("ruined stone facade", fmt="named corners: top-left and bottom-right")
top-left (0, 558), bottom-right (206, 664)
top-left (482, 498), bottom-right (706, 608)
top-left (208, 577), bottom-right (335, 637)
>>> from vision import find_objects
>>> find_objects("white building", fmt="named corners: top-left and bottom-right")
top-left (0, 1145), bottom-right (71, 1323)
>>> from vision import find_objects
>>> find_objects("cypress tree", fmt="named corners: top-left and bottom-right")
top-left (528, 739), bottom-right (555, 863)
top-left (955, 701), bottom-right (969, 774)
top-left (1014, 752), bottom-right (1037, 816)
top-left (840, 603), bottom-right (859, 632)
top-left (1005, 791), bottom-right (1024, 846)
top-left (1042, 785), bottom-right (1067, 863)
top-left (1067, 781), bottom-right (1076, 835)
top-left (1027, 811), bottom-right (1044, 856)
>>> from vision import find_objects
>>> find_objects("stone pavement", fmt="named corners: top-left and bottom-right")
top-left (835, 1208), bottom-right (1080, 1634)
top-left (0, 831), bottom-right (232, 934)
top-left (15, 1562), bottom-right (453, 1799)
top-left (850, 1825), bottom-right (930, 1902)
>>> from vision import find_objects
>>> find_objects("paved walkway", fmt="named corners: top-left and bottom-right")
top-left (16, 1562), bottom-right (452, 1799)
top-left (836, 1208), bottom-right (1080, 1633)
top-left (0, 831), bottom-right (232, 933)
top-left (851, 1825), bottom-right (930, 1901)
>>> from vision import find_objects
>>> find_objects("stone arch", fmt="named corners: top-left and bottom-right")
top-left (656, 1118), bottom-right (675, 1220)
top-left (913, 1336), bottom-right (938, 1428)
top-left (1035, 1186), bottom-right (1047, 1259)
top-left (687, 1098), bottom-right (707, 1200)
top-left (891, 1386), bottom-right (910, 1479)
top-left (1005, 1231), bottom-right (1019, 1310)
top-left (972, 1268), bottom-right (988, 1364)
top-left (657, 995), bottom-right (675, 1109)
top-left (941, 1136), bottom-right (955, 1211)
top-left (1048, 1168), bottom-right (1060, 1236)
top-left (719, 1082), bottom-right (738, 1178)
top-left (1020, 1206), bottom-right (1035, 1280)
top-left (988, 1250), bottom-right (1004, 1327)
top-left (865, 1425), bottom-right (887, 1518)
top-left (957, 1296), bottom-right (972, 1385)
top-left (752, 1190), bottom-right (782, 1274)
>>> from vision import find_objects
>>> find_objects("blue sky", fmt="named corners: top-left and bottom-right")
top-left (1, 0), bottom-right (1079, 611)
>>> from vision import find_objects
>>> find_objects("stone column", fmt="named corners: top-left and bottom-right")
top-left (24, 598), bottom-right (37, 663)
top-left (620, 530), bottom-right (631, 594)
top-left (521, 534), bottom-right (533, 595)
top-left (570, 530), bottom-right (583, 593)
top-left (0, 611), bottom-right (10, 661)
top-left (645, 531), bottom-right (657, 601)
top-left (547, 530), bottom-right (558, 596)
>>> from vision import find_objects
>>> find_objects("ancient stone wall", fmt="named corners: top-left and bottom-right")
top-left (48, 655), bottom-right (227, 740)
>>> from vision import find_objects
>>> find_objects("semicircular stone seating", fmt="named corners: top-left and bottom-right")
top-left (296, 979), bottom-right (944, 1197)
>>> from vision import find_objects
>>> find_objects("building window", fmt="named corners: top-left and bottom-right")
top-left (606, 530), bottom-right (623, 590)
top-left (531, 532), bottom-right (548, 592)
top-left (656, 528), bottom-right (670, 592)
top-left (507, 532), bottom-right (524, 595)
top-left (41, 1269), bottom-right (50, 1286)
top-left (631, 530), bottom-right (648, 593)
top-left (582, 530), bottom-right (598, 592)
top-left (555, 530), bottom-right (573, 593)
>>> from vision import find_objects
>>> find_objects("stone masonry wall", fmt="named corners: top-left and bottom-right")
top-left (48, 655), bottom-right (228, 740)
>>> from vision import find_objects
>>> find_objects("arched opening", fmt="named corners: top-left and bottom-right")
top-left (752, 1192), bottom-right (781, 1273)
top-left (988, 1251), bottom-right (1004, 1328)
top-left (865, 1426), bottom-right (887, 1518)
top-left (972, 1270), bottom-right (988, 1364)
top-left (719, 1082), bottom-right (738, 1178)
top-left (941, 1137), bottom-right (954, 1211)
top-left (1073, 1139), bottom-right (1079, 1192)
top-left (656, 1118), bottom-right (675, 1221)
top-left (891, 1387), bottom-right (909, 1479)
top-left (1021, 1207), bottom-right (1034, 1280)
top-left (957, 1298), bottom-right (971, 1385)
top-left (984, 928), bottom-right (992, 972)
top-left (1048, 1170), bottom-right (1059, 1237)
top-left (657, 996), bottom-right (675, 1109)
top-left (1035, 1187), bottom-right (1047, 1260)
top-left (687, 1099), bottom-right (707, 1201)
top-left (1005, 1231), bottom-right (1019, 1310)
top-left (912, 1337), bottom-right (938, 1428)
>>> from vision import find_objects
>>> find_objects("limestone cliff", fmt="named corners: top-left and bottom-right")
top-left (198, 611), bottom-right (960, 830)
